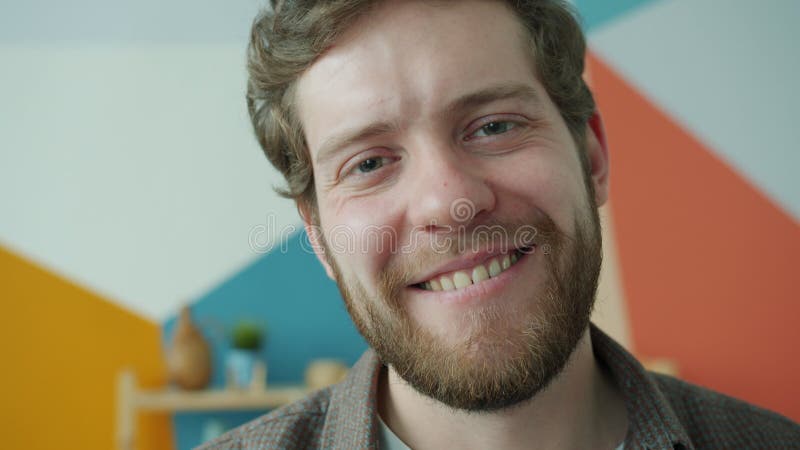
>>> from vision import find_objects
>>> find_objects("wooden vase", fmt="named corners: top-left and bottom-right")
top-left (167, 306), bottom-right (212, 390)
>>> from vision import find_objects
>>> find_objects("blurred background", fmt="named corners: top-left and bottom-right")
top-left (1, 0), bottom-right (798, 449)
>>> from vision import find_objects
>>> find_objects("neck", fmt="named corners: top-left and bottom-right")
top-left (378, 329), bottom-right (628, 450)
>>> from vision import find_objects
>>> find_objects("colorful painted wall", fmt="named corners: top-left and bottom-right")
top-left (1, 1), bottom-right (797, 448)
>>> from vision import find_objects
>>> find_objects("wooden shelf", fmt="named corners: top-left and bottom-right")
top-left (133, 384), bottom-right (307, 412)
top-left (116, 369), bottom-right (307, 450)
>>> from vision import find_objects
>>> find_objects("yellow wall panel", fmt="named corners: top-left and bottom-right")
top-left (0, 245), bottom-right (173, 450)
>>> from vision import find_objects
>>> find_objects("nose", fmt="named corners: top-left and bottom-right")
top-left (407, 143), bottom-right (496, 232)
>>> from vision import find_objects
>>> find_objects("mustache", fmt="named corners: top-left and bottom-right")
top-left (377, 213), bottom-right (564, 303)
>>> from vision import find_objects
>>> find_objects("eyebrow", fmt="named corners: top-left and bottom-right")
top-left (313, 83), bottom-right (543, 166)
top-left (444, 83), bottom-right (542, 118)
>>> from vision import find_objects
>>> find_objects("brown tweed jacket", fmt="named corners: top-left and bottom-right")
top-left (198, 325), bottom-right (800, 449)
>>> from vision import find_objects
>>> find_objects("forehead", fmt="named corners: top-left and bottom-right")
top-left (295, 0), bottom-right (539, 154)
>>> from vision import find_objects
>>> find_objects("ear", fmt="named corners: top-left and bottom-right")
top-left (297, 201), bottom-right (336, 280)
top-left (585, 111), bottom-right (610, 207)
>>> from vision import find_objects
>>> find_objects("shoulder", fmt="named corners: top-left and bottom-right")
top-left (652, 372), bottom-right (800, 448)
top-left (198, 349), bottom-right (383, 450)
top-left (196, 387), bottom-right (333, 450)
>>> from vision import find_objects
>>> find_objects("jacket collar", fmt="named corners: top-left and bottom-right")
top-left (320, 345), bottom-right (382, 448)
top-left (590, 325), bottom-right (693, 450)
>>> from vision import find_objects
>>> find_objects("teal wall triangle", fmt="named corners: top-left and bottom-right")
top-left (164, 230), bottom-right (368, 449)
top-left (575, 0), bottom-right (663, 32)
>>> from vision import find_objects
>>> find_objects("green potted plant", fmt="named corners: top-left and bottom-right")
top-left (226, 320), bottom-right (267, 389)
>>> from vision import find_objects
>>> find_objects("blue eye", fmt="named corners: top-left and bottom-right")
top-left (474, 121), bottom-right (516, 137)
top-left (357, 157), bottom-right (384, 173)
top-left (342, 153), bottom-right (398, 181)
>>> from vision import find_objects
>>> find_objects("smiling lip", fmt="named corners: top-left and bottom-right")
top-left (409, 248), bottom-right (533, 305)
top-left (408, 248), bottom-right (517, 286)
top-left (409, 244), bottom-right (535, 290)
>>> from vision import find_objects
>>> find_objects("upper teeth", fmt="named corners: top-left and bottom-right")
top-left (422, 251), bottom-right (521, 291)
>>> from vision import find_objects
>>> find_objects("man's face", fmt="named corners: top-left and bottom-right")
top-left (296, 0), bottom-right (608, 410)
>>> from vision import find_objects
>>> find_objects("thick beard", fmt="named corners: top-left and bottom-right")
top-left (322, 205), bottom-right (602, 412)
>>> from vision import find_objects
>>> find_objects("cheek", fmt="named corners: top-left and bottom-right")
top-left (498, 152), bottom-right (586, 226)
top-left (320, 196), bottom-right (404, 290)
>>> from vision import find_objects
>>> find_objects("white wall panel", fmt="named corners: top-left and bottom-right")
top-left (0, 44), bottom-right (300, 320)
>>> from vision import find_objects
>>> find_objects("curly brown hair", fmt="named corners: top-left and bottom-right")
top-left (246, 0), bottom-right (595, 210)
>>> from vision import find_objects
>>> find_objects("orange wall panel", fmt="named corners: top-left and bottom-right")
top-left (589, 54), bottom-right (800, 421)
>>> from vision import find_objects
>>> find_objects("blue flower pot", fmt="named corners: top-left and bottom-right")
top-left (226, 349), bottom-right (259, 388)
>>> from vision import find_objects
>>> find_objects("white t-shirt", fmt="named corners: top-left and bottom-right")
top-left (377, 415), bottom-right (625, 450)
